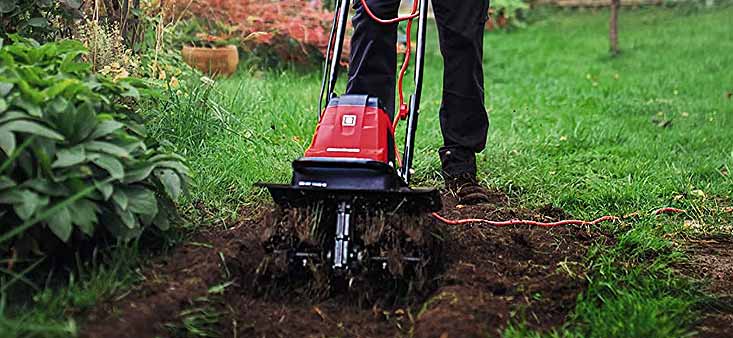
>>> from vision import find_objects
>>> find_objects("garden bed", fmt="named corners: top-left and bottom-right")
top-left (81, 191), bottom-right (614, 337)
top-left (677, 236), bottom-right (733, 338)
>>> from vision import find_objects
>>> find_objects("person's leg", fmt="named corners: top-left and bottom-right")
top-left (345, 0), bottom-right (401, 118)
top-left (432, 0), bottom-right (490, 181)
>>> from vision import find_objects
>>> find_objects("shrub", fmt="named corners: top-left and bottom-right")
top-left (0, 0), bottom-right (82, 42)
top-left (130, 4), bottom-right (198, 89)
top-left (176, 0), bottom-right (334, 66)
top-left (490, 0), bottom-right (530, 29)
top-left (73, 18), bottom-right (139, 80)
top-left (0, 37), bottom-right (189, 257)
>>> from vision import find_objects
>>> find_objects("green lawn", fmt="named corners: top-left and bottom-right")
top-left (5, 5), bottom-right (732, 337)
top-left (157, 6), bottom-right (733, 218)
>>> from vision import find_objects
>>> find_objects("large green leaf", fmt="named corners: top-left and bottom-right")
top-left (68, 199), bottom-right (98, 236)
top-left (124, 186), bottom-right (158, 217)
top-left (0, 176), bottom-right (16, 190)
top-left (0, 111), bottom-right (29, 124)
top-left (0, 82), bottom-right (13, 96)
top-left (116, 206), bottom-right (137, 229)
top-left (0, 120), bottom-right (64, 142)
top-left (0, 128), bottom-right (15, 155)
top-left (42, 78), bottom-right (80, 99)
top-left (46, 206), bottom-right (72, 242)
top-left (123, 163), bottom-right (156, 183)
top-left (74, 102), bottom-right (98, 141)
top-left (26, 18), bottom-right (49, 28)
top-left (48, 97), bottom-right (70, 114)
top-left (89, 120), bottom-right (123, 139)
top-left (94, 180), bottom-right (113, 200)
top-left (52, 146), bottom-right (85, 168)
top-left (91, 153), bottom-right (124, 179)
top-left (0, 98), bottom-right (7, 113)
top-left (60, 51), bottom-right (90, 74)
top-left (120, 84), bottom-right (140, 99)
top-left (13, 96), bottom-right (43, 116)
top-left (112, 189), bottom-right (128, 210)
top-left (84, 141), bottom-right (129, 158)
top-left (22, 178), bottom-right (70, 197)
top-left (101, 210), bottom-right (141, 242)
top-left (158, 160), bottom-right (190, 176)
top-left (154, 168), bottom-right (182, 200)
top-left (139, 210), bottom-right (155, 227)
top-left (54, 101), bottom-right (97, 142)
top-left (153, 205), bottom-right (170, 231)
top-left (0, 0), bottom-right (17, 14)
top-left (0, 189), bottom-right (49, 220)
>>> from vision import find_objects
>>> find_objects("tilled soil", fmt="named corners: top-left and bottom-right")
top-left (678, 235), bottom-right (733, 338)
top-left (83, 191), bottom-right (613, 338)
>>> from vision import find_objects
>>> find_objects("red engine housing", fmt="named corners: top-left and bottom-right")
top-left (305, 95), bottom-right (395, 164)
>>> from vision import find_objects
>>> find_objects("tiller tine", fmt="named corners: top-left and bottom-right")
top-left (257, 184), bottom-right (443, 281)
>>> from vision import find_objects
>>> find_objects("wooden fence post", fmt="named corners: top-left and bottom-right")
top-left (610, 0), bottom-right (620, 55)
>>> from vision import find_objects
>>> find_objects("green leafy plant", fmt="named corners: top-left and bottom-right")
top-left (174, 18), bottom-right (239, 49)
top-left (115, 4), bottom-right (197, 91)
top-left (73, 18), bottom-right (139, 79)
top-left (0, 36), bottom-right (189, 257)
top-left (490, 0), bottom-right (530, 28)
top-left (0, 0), bottom-right (82, 42)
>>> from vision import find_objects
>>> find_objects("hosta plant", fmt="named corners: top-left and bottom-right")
top-left (0, 37), bottom-right (189, 257)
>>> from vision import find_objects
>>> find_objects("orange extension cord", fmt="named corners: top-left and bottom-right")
top-left (431, 207), bottom-right (687, 227)
top-left (359, 1), bottom-right (688, 228)
top-left (357, 0), bottom-right (418, 129)
top-left (358, 0), bottom-right (419, 169)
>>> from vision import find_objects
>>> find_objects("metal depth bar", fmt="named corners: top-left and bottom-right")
top-left (400, 0), bottom-right (429, 184)
top-left (333, 201), bottom-right (351, 269)
top-left (318, 0), bottom-right (341, 118)
top-left (325, 0), bottom-right (351, 114)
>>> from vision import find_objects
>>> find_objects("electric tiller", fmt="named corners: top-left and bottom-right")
top-left (258, 0), bottom-right (441, 282)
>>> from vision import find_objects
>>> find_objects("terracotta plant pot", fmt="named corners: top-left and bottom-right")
top-left (485, 8), bottom-right (509, 31)
top-left (181, 45), bottom-right (239, 77)
top-left (496, 14), bottom-right (508, 28)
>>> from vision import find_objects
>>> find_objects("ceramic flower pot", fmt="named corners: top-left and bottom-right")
top-left (181, 45), bottom-right (239, 77)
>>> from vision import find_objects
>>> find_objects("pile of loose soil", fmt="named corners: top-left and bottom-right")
top-left (82, 191), bottom-right (613, 338)
top-left (677, 235), bottom-right (733, 338)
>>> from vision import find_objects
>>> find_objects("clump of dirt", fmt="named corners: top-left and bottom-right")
top-left (677, 235), bottom-right (733, 338)
top-left (82, 191), bottom-right (612, 338)
top-left (412, 195), bottom-right (603, 337)
top-left (80, 209), bottom-right (262, 338)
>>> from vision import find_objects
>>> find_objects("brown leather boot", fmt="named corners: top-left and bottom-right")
top-left (440, 147), bottom-right (490, 204)
top-left (445, 173), bottom-right (491, 205)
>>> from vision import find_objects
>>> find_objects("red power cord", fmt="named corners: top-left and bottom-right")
top-left (432, 213), bottom-right (618, 227)
top-left (432, 207), bottom-right (687, 228)
top-left (357, 0), bottom-right (418, 130)
top-left (359, 0), bottom-right (420, 24)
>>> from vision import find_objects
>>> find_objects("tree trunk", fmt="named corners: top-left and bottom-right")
top-left (610, 0), bottom-right (620, 56)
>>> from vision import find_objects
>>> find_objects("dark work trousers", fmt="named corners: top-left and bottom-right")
top-left (346, 0), bottom-right (490, 178)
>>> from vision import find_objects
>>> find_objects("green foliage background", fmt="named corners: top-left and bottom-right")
top-left (0, 37), bottom-right (189, 257)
